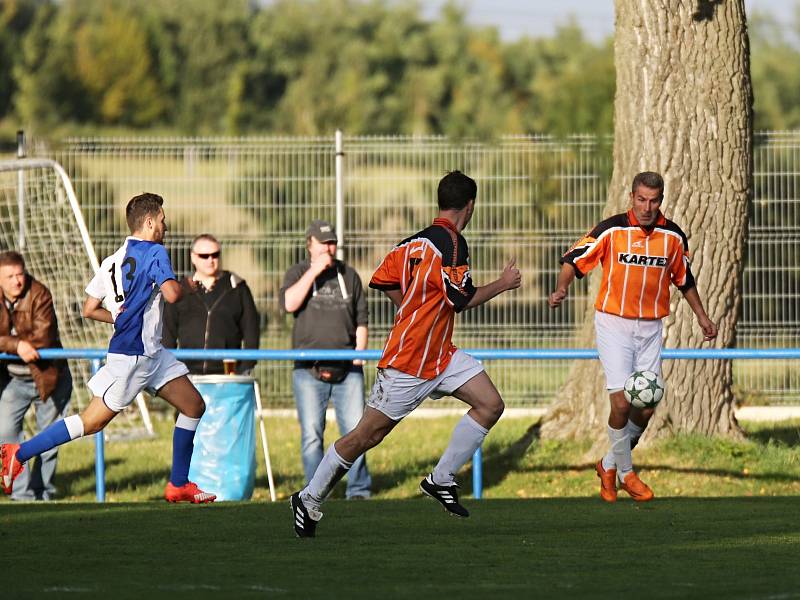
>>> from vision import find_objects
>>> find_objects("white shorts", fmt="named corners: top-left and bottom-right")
top-left (88, 350), bottom-right (189, 412)
top-left (366, 349), bottom-right (485, 421)
top-left (594, 311), bottom-right (663, 391)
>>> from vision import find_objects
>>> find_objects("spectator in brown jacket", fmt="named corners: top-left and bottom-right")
top-left (0, 251), bottom-right (72, 500)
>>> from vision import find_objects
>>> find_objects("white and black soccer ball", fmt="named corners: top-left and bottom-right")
top-left (623, 370), bottom-right (665, 409)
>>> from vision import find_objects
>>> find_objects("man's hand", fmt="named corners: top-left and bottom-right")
top-left (548, 288), bottom-right (567, 308)
top-left (352, 358), bottom-right (365, 367)
top-left (698, 317), bottom-right (718, 342)
top-left (501, 257), bottom-right (521, 291)
top-left (310, 253), bottom-right (334, 276)
top-left (16, 339), bottom-right (40, 363)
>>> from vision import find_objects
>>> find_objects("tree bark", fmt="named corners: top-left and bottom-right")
top-left (541, 0), bottom-right (752, 443)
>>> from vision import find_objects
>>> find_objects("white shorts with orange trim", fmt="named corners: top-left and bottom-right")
top-left (594, 310), bottom-right (663, 391)
top-left (366, 349), bottom-right (485, 421)
top-left (88, 350), bottom-right (189, 412)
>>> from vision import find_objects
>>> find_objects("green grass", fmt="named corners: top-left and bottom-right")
top-left (3, 498), bottom-right (800, 599)
top-left (2, 416), bottom-right (800, 598)
top-left (7, 415), bottom-right (799, 502)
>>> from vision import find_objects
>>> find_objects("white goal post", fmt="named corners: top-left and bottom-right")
top-left (0, 158), bottom-right (153, 435)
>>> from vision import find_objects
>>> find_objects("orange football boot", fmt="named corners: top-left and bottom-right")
top-left (595, 460), bottom-right (617, 502)
top-left (620, 471), bottom-right (654, 502)
top-left (164, 481), bottom-right (217, 504)
top-left (0, 443), bottom-right (24, 495)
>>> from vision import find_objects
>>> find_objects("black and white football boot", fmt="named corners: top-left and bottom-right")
top-left (290, 492), bottom-right (322, 538)
top-left (419, 474), bottom-right (469, 518)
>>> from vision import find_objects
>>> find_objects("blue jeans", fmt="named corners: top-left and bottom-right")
top-left (293, 368), bottom-right (371, 498)
top-left (0, 371), bottom-right (72, 500)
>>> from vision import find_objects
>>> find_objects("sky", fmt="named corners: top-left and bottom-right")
top-left (421, 0), bottom-right (799, 41)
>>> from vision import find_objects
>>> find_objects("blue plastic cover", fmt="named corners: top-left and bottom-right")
top-left (188, 376), bottom-right (256, 501)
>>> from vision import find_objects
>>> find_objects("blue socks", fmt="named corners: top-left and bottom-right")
top-left (170, 414), bottom-right (201, 486)
top-left (17, 414), bottom-right (84, 463)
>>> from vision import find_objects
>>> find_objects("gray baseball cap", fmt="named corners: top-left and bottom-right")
top-left (306, 219), bottom-right (337, 243)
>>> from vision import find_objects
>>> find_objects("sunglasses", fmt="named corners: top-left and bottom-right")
top-left (194, 251), bottom-right (220, 259)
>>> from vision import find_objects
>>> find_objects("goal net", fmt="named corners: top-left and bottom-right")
top-left (0, 158), bottom-right (152, 437)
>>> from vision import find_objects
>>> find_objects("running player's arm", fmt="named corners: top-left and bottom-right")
top-left (82, 295), bottom-right (113, 323)
top-left (464, 258), bottom-right (521, 310)
top-left (383, 289), bottom-right (403, 307)
top-left (549, 220), bottom-right (611, 308)
top-left (160, 279), bottom-right (182, 303)
top-left (82, 266), bottom-right (113, 323)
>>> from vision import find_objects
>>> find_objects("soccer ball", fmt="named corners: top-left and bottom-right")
top-left (623, 370), bottom-right (665, 409)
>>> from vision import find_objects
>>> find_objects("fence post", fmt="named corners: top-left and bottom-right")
top-left (16, 130), bottom-right (25, 250)
top-left (335, 129), bottom-right (345, 260)
top-left (92, 359), bottom-right (105, 502)
top-left (472, 446), bottom-right (483, 499)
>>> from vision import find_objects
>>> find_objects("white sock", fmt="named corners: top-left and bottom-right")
top-left (64, 415), bottom-right (85, 440)
top-left (607, 425), bottom-right (633, 482)
top-left (626, 420), bottom-right (644, 442)
top-left (431, 414), bottom-right (489, 486)
top-left (301, 443), bottom-right (352, 512)
top-left (176, 414), bottom-right (201, 431)
top-left (601, 425), bottom-right (618, 471)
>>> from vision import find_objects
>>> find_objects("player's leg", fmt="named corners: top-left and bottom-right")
top-left (292, 406), bottom-right (397, 537)
top-left (2, 396), bottom-right (115, 495)
top-left (595, 312), bottom-right (637, 501)
top-left (628, 318), bottom-right (664, 451)
top-left (611, 319), bottom-right (664, 501)
top-left (419, 351), bottom-right (496, 517)
top-left (304, 407), bottom-right (396, 505)
top-left (292, 368), bottom-right (330, 484)
top-left (331, 370), bottom-right (371, 499)
top-left (437, 370), bottom-right (502, 482)
top-left (292, 368), bottom-right (412, 536)
top-left (156, 373), bottom-right (215, 504)
top-left (29, 371), bottom-right (72, 500)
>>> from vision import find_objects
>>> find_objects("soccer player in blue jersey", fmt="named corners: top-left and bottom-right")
top-left (1, 193), bottom-right (216, 503)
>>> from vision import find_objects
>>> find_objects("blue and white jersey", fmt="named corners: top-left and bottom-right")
top-left (86, 237), bottom-right (176, 357)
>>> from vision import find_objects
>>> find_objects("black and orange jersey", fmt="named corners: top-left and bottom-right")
top-left (370, 218), bottom-right (476, 378)
top-left (561, 209), bottom-right (696, 319)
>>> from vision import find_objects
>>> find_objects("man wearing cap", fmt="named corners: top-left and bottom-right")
top-left (279, 220), bottom-right (371, 499)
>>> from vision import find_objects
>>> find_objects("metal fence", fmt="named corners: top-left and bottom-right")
top-left (36, 132), bottom-right (800, 406)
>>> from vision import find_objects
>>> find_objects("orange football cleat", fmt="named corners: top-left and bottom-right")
top-left (620, 471), bottom-right (654, 502)
top-left (0, 443), bottom-right (24, 495)
top-left (596, 460), bottom-right (617, 503)
top-left (164, 481), bottom-right (217, 504)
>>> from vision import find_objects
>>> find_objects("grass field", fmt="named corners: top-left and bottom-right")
top-left (2, 416), bottom-right (800, 598)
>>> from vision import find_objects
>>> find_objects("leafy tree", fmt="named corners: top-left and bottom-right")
top-left (74, 5), bottom-right (166, 126)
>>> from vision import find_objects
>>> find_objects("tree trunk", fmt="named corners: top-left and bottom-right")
top-left (541, 0), bottom-right (752, 443)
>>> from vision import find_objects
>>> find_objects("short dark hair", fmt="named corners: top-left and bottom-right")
top-left (0, 251), bottom-right (25, 269)
top-left (437, 171), bottom-right (477, 210)
top-left (191, 233), bottom-right (220, 252)
top-left (631, 172), bottom-right (664, 197)
top-left (126, 193), bottom-right (164, 233)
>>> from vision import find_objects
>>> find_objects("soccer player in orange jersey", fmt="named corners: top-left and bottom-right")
top-left (290, 170), bottom-right (521, 537)
top-left (549, 171), bottom-right (717, 502)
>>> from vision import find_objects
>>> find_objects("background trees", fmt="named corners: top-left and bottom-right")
top-left (2, 0), bottom-right (795, 139)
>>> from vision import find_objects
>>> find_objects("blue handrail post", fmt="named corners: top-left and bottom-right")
top-left (472, 445), bottom-right (483, 499)
top-left (91, 359), bottom-right (105, 503)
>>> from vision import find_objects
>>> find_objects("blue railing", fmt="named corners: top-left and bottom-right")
top-left (6, 347), bottom-right (800, 503)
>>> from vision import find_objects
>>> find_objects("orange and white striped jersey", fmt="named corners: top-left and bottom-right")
top-left (561, 209), bottom-right (696, 320)
top-left (370, 218), bottom-right (476, 379)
